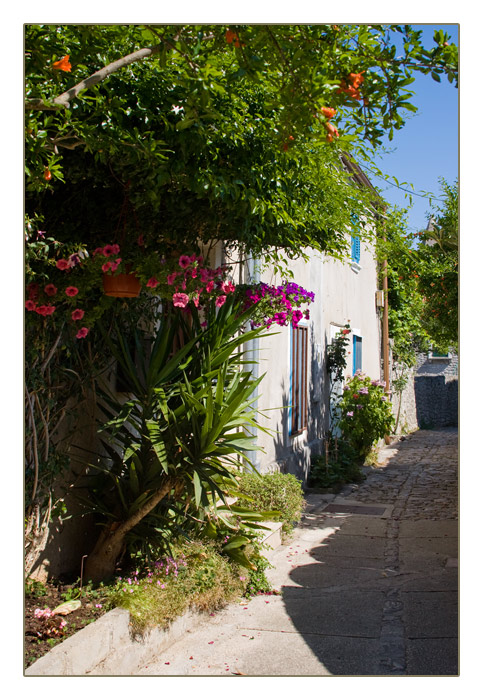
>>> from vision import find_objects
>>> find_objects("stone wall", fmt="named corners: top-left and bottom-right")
top-left (414, 374), bottom-right (458, 428)
top-left (390, 353), bottom-right (458, 433)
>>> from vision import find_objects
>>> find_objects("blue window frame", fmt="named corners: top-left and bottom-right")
top-left (290, 323), bottom-right (308, 435)
top-left (353, 335), bottom-right (362, 375)
top-left (351, 235), bottom-right (360, 264)
top-left (351, 214), bottom-right (360, 264)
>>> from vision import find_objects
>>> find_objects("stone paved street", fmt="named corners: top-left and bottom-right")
top-left (138, 428), bottom-right (458, 676)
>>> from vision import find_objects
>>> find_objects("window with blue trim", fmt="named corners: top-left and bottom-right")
top-left (352, 335), bottom-right (362, 375)
top-left (290, 323), bottom-right (308, 435)
top-left (351, 214), bottom-right (360, 264)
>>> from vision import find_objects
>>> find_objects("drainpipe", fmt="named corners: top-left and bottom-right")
top-left (244, 254), bottom-right (261, 471)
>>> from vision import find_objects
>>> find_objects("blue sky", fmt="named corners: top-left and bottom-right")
top-left (371, 24), bottom-right (459, 234)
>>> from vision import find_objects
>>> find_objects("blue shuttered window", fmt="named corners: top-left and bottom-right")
top-left (351, 213), bottom-right (360, 264)
top-left (353, 335), bottom-right (362, 375)
top-left (290, 324), bottom-right (308, 435)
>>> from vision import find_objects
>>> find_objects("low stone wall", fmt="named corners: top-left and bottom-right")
top-left (414, 374), bottom-right (458, 428)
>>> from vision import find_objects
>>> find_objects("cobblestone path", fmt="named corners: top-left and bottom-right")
top-left (347, 427), bottom-right (458, 521)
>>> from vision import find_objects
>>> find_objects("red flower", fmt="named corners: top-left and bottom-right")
top-left (25, 300), bottom-right (36, 311)
top-left (222, 281), bottom-right (236, 294)
top-left (167, 272), bottom-right (178, 285)
top-left (44, 306), bottom-right (56, 315)
top-left (56, 259), bottom-right (70, 270)
top-left (178, 255), bottom-right (191, 269)
top-left (44, 169), bottom-right (52, 181)
top-left (44, 284), bottom-right (57, 297)
top-left (353, 394), bottom-right (359, 399)
top-left (52, 55), bottom-right (72, 72)
top-left (216, 295), bottom-right (227, 308)
top-left (146, 278), bottom-right (159, 288)
top-left (341, 329), bottom-right (350, 335)
top-left (35, 306), bottom-right (48, 316)
top-left (321, 107), bottom-right (337, 119)
top-left (173, 293), bottom-right (189, 308)
top-left (102, 262), bottom-right (112, 273)
top-left (102, 245), bottom-right (117, 257)
top-left (71, 309), bottom-right (85, 321)
top-left (205, 281), bottom-right (214, 293)
top-left (65, 286), bottom-right (79, 297)
top-left (76, 327), bottom-right (89, 339)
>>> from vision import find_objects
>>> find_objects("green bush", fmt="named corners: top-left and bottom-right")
top-left (308, 436), bottom-right (364, 489)
top-left (237, 471), bottom-right (305, 538)
top-left (338, 372), bottom-right (395, 458)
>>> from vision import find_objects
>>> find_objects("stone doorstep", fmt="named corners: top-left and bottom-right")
top-left (25, 521), bottom-right (284, 677)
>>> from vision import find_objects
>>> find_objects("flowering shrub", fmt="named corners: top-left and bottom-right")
top-left (25, 235), bottom-right (237, 338)
top-left (338, 371), bottom-right (394, 457)
top-left (242, 281), bottom-right (314, 328)
top-left (33, 607), bottom-right (68, 640)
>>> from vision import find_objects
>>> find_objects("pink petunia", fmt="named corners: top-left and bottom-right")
top-left (71, 309), bottom-right (85, 321)
top-left (76, 327), bottom-right (89, 339)
top-left (178, 255), bottom-right (191, 269)
top-left (44, 284), bottom-right (57, 297)
top-left (65, 287), bottom-right (79, 297)
top-left (167, 272), bottom-right (178, 285)
top-left (215, 295), bottom-right (227, 308)
top-left (56, 259), bottom-right (70, 270)
top-left (92, 247), bottom-right (104, 257)
top-left (35, 306), bottom-right (48, 316)
top-left (205, 281), bottom-right (214, 293)
top-left (172, 293), bottom-right (189, 308)
top-left (44, 305), bottom-right (56, 315)
top-left (146, 278), bottom-right (159, 288)
top-left (101, 262), bottom-right (112, 273)
top-left (25, 300), bottom-right (36, 311)
top-left (222, 281), bottom-right (236, 294)
top-left (102, 244), bottom-right (117, 257)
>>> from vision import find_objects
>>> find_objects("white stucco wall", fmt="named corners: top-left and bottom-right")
top-left (248, 237), bottom-right (382, 482)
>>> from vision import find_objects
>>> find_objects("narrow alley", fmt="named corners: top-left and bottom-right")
top-left (139, 428), bottom-right (458, 676)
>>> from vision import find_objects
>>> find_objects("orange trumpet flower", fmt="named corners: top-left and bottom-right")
top-left (52, 55), bottom-right (72, 72)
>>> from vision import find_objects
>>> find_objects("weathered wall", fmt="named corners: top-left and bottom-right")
top-left (254, 235), bottom-right (382, 484)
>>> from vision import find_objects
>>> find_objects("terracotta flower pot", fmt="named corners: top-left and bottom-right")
top-left (102, 272), bottom-right (141, 298)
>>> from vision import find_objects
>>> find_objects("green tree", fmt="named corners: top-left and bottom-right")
top-left (417, 179), bottom-right (458, 350)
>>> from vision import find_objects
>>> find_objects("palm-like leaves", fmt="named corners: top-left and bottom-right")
top-left (82, 296), bottom-right (275, 564)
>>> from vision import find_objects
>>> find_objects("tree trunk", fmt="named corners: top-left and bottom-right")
top-left (84, 476), bottom-right (183, 584)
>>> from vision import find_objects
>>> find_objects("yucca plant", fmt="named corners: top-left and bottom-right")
top-left (81, 297), bottom-right (275, 583)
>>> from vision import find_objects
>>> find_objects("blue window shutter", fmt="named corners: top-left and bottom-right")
top-left (351, 235), bottom-right (360, 264)
top-left (353, 335), bottom-right (362, 374)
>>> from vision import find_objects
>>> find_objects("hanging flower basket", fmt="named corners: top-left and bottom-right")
top-left (102, 272), bottom-right (141, 298)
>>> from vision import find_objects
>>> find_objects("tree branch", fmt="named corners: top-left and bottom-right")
top-left (25, 44), bottom-right (162, 111)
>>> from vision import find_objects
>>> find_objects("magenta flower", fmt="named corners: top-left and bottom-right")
top-left (167, 272), bottom-right (177, 285)
top-left (147, 278), bottom-right (159, 288)
top-left (101, 262), bottom-right (112, 273)
top-left (65, 286), bottom-right (79, 297)
top-left (56, 259), bottom-right (70, 270)
top-left (102, 244), bottom-right (117, 257)
top-left (222, 281), bottom-right (236, 294)
top-left (205, 281), bottom-right (214, 293)
top-left (178, 255), bottom-right (191, 269)
top-left (44, 284), bottom-right (57, 297)
top-left (173, 293), bottom-right (189, 308)
top-left (346, 411), bottom-right (354, 417)
top-left (76, 327), bottom-right (89, 339)
top-left (215, 295), bottom-right (227, 308)
top-left (25, 300), bottom-right (36, 311)
top-left (71, 309), bottom-right (85, 321)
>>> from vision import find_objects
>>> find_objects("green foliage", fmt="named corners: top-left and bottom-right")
top-left (376, 206), bottom-right (430, 366)
top-left (308, 436), bottom-right (363, 489)
top-left (236, 471), bottom-right (305, 537)
top-left (108, 540), bottom-right (246, 632)
top-left (417, 179), bottom-right (458, 351)
top-left (79, 295), bottom-right (276, 572)
top-left (338, 372), bottom-right (395, 457)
